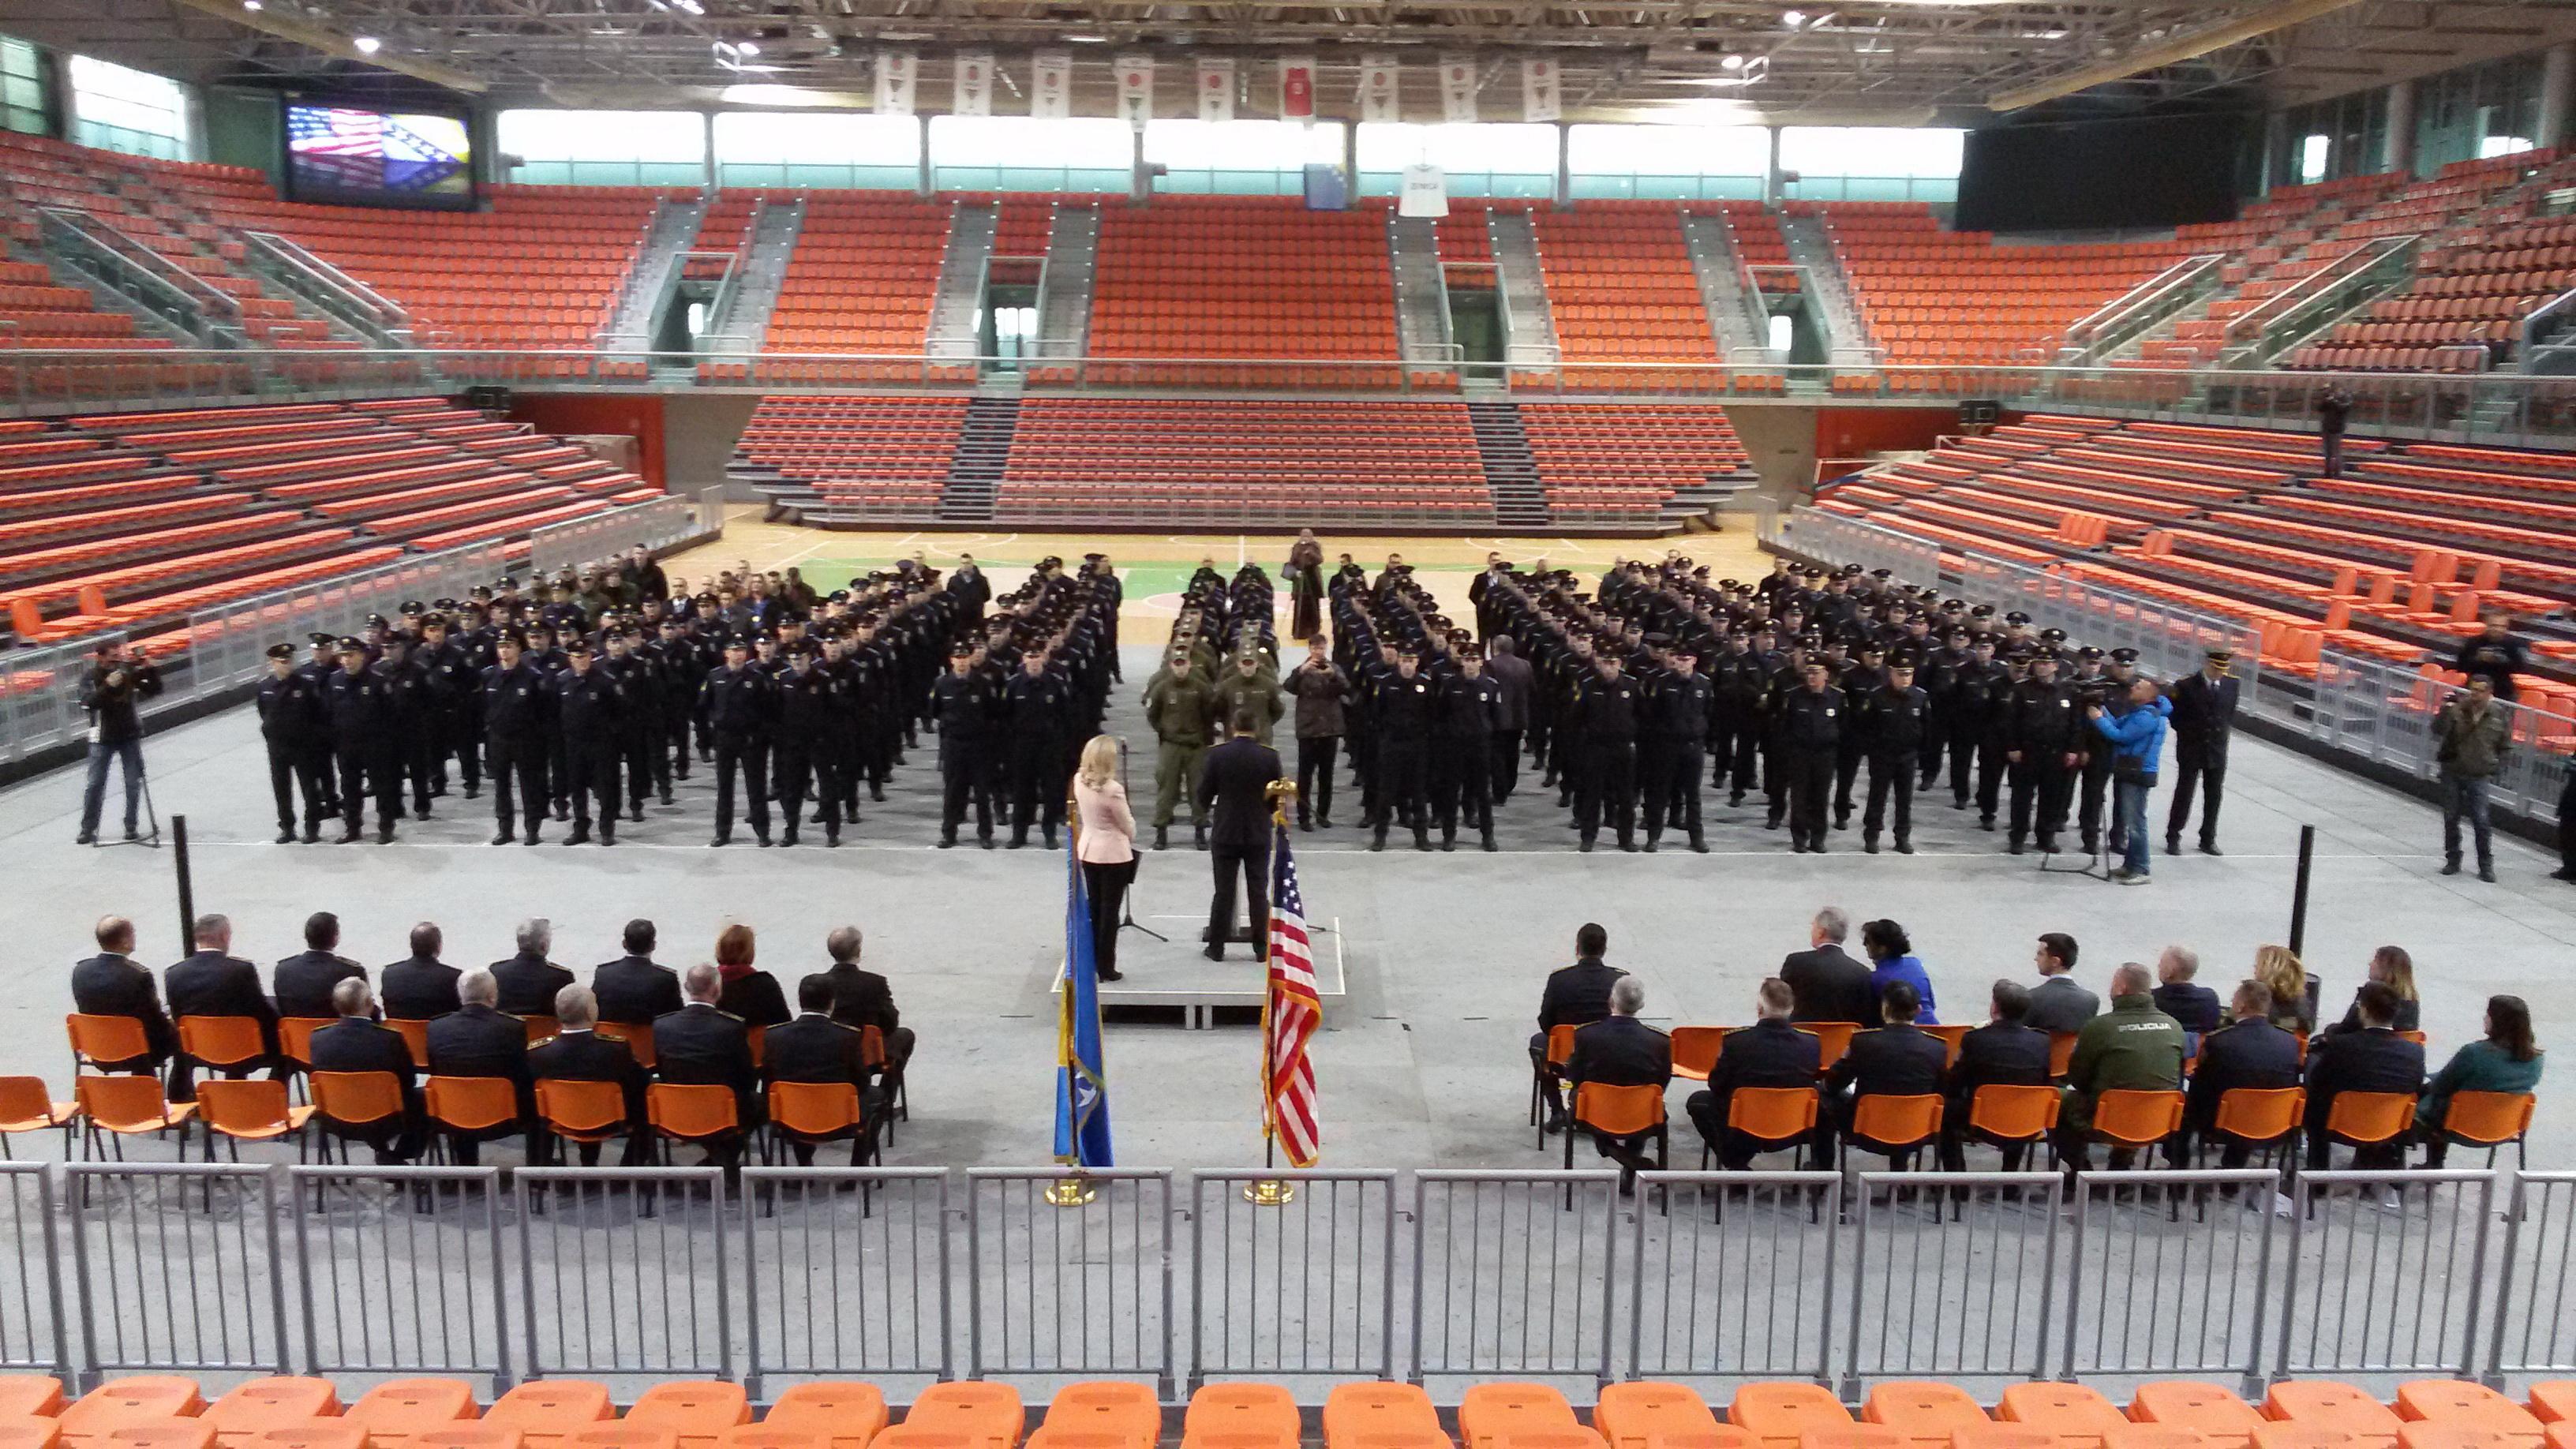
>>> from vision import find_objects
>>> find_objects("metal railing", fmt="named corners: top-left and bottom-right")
top-left (38, 212), bottom-right (243, 348)
top-left (7, 1165), bottom-right (2576, 1397)
top-left (238, 233), bottom-right (414, 348)
top-left (2247, 645), bottom-right (2576, 826)
top-left (2223, 237), bottom-right (2421, 364)
top-left (2058, 254), bottom-right (2226, 364)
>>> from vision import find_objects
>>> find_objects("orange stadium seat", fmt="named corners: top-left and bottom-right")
top-left (1324, 1384), bottom-right (1446, 1449)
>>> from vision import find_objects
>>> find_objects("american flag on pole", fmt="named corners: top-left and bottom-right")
top-left (1264, 818), bottom-right (1322, 1166)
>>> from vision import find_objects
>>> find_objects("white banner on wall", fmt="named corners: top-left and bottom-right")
top-left (1521, 56), bottom-right (1560, 122)
top-left (1440, 54), bottom-right (1479, 123)
top-left (952, 52), bottom-right (994, 116)
top-left (1398, 163), bottom-right (1449, 217)
top-left (1197, 57), bottom-right (1235, 122)
top-left (1279, 57), bottom-right (1317, 122)
top-left (874, 51), bottom-right (918, 115)
top-left (1032, 51), bottom-right (1072, 118)
top-left (1115, 54), bottom-right (1155, 129)
top-left (1359, 54), bottom-right (1402, 122)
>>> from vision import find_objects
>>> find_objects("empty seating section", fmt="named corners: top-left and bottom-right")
top-left (1819, 414), bottom-right (2576, 691)
top-left (990, 198), bottom-right (1055, 258)
top-left (0, 399), bottom-right (654, 650)
top-left (0, 133), bottom-right (354, 351)
top-left (1531, 201), bottom-right (1720, 390)
top-left (753, 196), bottom-right (950, 382)
top-left (1082, 197), bottom-right (1402, 388)
top-left (998, 398), bottom-right (1487, 522)
top-left (1811, 202), bottom-right (2186, 372)
top-left (204, 183), bottom-right (661, 361)
top-left (734, 396), bottom-right (970, 513)
top-left (1520, 404), bottom-right (1751, 519)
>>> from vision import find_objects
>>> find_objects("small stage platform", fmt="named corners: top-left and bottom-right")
top-left (1052, 914), bottom-right (1347, 1029)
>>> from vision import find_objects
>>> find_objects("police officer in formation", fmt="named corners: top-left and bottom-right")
top-left (250, 553), bottom-right (1118, 850)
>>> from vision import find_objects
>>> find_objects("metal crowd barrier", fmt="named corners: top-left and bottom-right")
top-left (1769, 506), bottom-right (2576, 830)
top-left (528, 492), bottom-right (720, 582)
top-left (186, 544), bottom-right (507, 699)
top-left (13, 1165), bottom-right (2576, 1397)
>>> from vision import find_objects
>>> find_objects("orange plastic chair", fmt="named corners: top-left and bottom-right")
top-left (193, 1081), bottom-right (315, 1160)
top-left (899, 1384), bottom-right (1023, 1449)
top-left (2048, 1033), bottom-right (2080, 1079)
top-left (1797, 1024), bottom-right (1860, 1069)
top-left (1567, 1082), bottom-right (1668, 1172)
top-left (623, 1385), bottom-right (746, 1449)
top-left (1802, 1432), bottom-right (1900, 1449)
top-left (176, 1017), bottom-right (269, 1076)
top-left (517, 1017), bottom-right (560, 1049)
top-left (533, 1082), bottom-right (629, 1158)
top-left (1717, 1088), bottom-right (1819, 1168)
top-left (597, 1025), bottom-right (655, 1071)
top-left (0, 1379), bottom-right (65, 1419)
top-left (2252, 1428), bottom-right (2363, 1449)
top-left (2547, 1432), bottom-right (2573, 1449)
top-left (1323, 1384), bottom-right (1441, 1449)
top-left (343, 1380), bottom-right (478, 1449)
top-left (2529, 1389), bottom-right (2576, 1427)
top-left (409, 1430), bottom-right (519, 1449)
top-left (104, 1422), bottom-right (215, 1449)
top-left (563, 1430), bottom-right (673, 1449)
top-left (1670, 1028), bottom-right (1730, 1082)
top-left (204, 1381), bottom-right (343, 1449)
top-left (1953, 1431), bottom-right (2057, 1449)
top-left (1733, 1384), bottom-right (1854, 1449)
top-left (1179, 1383), bottom-right (1298, 1449)
top-left (1461, 1385), bottom-right (1578, 1449)
top-left (2437, 1091), bottom-right (2537, 1166)
top-left (1595, 1385), bottom-right (1741, 1449)
top-left (422, 1078), bottom-right (522, 1159)
top-left (249, 1427), bottom-right (366, 1449)
top-left (765, 1083), bottom-right (871, 1166)
top-left (2089, 1090), bottom-right (2187, 1153)
top-left (0, 1421), bottom-right (63, 1449)
top-left (482, 1384), bottom-right (610, 1449)
top-left (2395, 1430), bottom-right (2514, 1449)
top-left (276, 1021), bottom-right (332, 1074)
top-left (65, 1016), bottom-right (152, 1073)
top-left (2396, 1386), bottom-right (2542, 1448)
top-left (2323, 1092), bottom-right (2417, 1154)
top-left (1965, 1085), bottom-right (2060, 1154)
top-left (1865, 1383), bottom-right (1990, 1449)
top-left (1844, 1095), bottom-right (1944, 1169)
top-left (307, 1073), bottom-right (405, 1162)
top-left (0, 1078), bottom-right (75, 1155)
top-left (1530, 1024), bottom-right (1579, 1144)
top-left (644, 1085), bottom-right (740, 1162)
top-left (2265, 1385), bottom-right (2398, 1449)
top-left (2102, 1430), bottom-right (2209, 1449)
top-left (73, 1076), bottom-right (194, 1159)
top-left (387, 1022), bottom-right (432, 1067)
top-left (2207, 1089), bottom-right (2306, 1166)
top-left (2133, 1385), bottom-right (2264, 1449)
top-left (756, 1385), bottom-right (885, 1449)
top-left (2000, 1385), bottom-right (2129, 1449)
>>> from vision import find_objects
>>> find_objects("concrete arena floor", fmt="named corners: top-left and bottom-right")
top-left (0, 526), bottom-right (2567, 1171)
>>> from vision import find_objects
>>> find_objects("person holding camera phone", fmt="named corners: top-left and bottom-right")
top-left (2087, 676), bottom-right (2171, 885)
top-left (76, 641), bottom-right (163, 846)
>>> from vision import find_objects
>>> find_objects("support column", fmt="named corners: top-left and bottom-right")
top-left (2542, 42), bottom-right (2575, 152)
top-left (42, 47), bottom-right (75, 142)
top-left (1552, 121), bottom-right (1571, 206)
top-left (1343, 121), bottom-right (1359, 195)
top-left (2383, 78), bottom-right (2416, 178)
top-left (1129, 124), bottom-right (1151, 202)
top-left (1762, 125), bottom-right (1784, 205)
top-left (700, 110), bottom-right (717, 193)
top-left (915, 113), bottom-right (933, 198)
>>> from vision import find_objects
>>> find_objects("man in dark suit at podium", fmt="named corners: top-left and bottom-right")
top-left (1196, 709), bottom-right (1285, 963)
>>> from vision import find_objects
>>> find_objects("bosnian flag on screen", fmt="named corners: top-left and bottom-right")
top-left (289, 106), bottom-right (470, 196)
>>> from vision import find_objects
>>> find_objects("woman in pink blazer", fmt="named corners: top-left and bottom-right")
top-left (1073, 734), bottom-right (1136, 980)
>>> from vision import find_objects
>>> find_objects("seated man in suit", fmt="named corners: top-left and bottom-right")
top-left (2303, 979), bottom-right (2427, 1171)
top-left (822, 926), bottom-right (912, 1091)
top-left (2054, 961), bottom-right (2185, 1178)
top-left (2025, 933), bottom-right (2099, 1035)
top-left (1779, 906), bottom-right (1872, 1025)
top-left (273, 911), bottom-right (366, 1021)
top-left (1814, 980), bottom-right (1946, 1170)
top-left (1196, 709), bottom-right (1285, 963)
top-left (1563, 974), bottom-right (1672, 1191)
top-left (380, 923), bottom-right (462, 1022)
top-left (1939, 979), bottom-right (2055, 1170)
top-left (1684, 977), bottom-right (1821, 1170)
top-left (2152, 945), bottom-right (2222, 1042)
top-left (527, 983), bottom-right (646, 1166)
top-left (71, 914), bottom-right (176, 1079)
top-left (593, 919), bottom-right (682, 1028)
top-left (654, 961), bottom-right (762, 1164)
top-left (490, 918), bottom-right (575, 1020)
top-left (2181, 979), bottom-right (2302, 1169)
top-left (761, 975), bottom-right (878, 1165)
top-left (164, 913), bottom-right (281, 1095)
top-left (1532, 923), bottom-right (1625, 1133)
top-left (308, 977), bottom-right (422, 1164)
top-left (425, 968), bottom-right (533, 1166)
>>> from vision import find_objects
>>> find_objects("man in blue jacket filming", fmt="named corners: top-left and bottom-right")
top-left (2088, 676), bottom-right (2173, 885)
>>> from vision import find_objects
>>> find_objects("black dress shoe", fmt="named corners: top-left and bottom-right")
top-left (565, 826), bottom-right (592, 846)
top-left (1316, 814), bottom-right (1332, 829)
top-left (1154, 826), bottom-right (1169, 851)
top-left (492, 832), bottom-right (515, 847)
top-left (2199, 840), bottom-right (2223, 856)
top-left (755, 833), bottom-right (773, 848)
top-left (2165, 833), bottom-right (2182, 856)
top-left (339, 829), bottom-right (362, 844)
top-left (1202, 945), bottom-right (1225, 962)
top-left (274, 829), bottom-right (295, 844)
top-left (1896, 841), bottom-right (1915, 854)
top-left (301, 826), bottom-right (320, 844)
top-left (1578, 839), bottom-right (1594, 853)
top-left (712, 835), bottom-right (730, 848)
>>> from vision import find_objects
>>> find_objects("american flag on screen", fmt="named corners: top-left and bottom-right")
top-left (1264, 819), bottom-right (1322, 1166)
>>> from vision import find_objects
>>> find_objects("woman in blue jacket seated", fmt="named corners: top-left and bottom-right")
top-left (1859, 917), bottom-right (1936, 1025)
top-left (2089, 676), bottom-right (2174, 885)
top-left (2419, 994), bottom-right (2544, 1166)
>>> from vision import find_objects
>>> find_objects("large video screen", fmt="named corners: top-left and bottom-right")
top-left (285, 103), bottom-right (476, 208)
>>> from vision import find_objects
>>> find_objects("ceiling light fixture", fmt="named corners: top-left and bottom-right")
top-left (352, 34), bottom-right (380, 51)
top-left (1780, 9), bottom-right (1804, 26)
top-left (1720, 51), bottom-right (1744, 69)
top-left (241, 1), bottom-right (261, 10)
top-left (737, 40), bottom-right (759, 54)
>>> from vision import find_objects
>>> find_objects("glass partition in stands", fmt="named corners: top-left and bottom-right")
top-left (929, 116), bottom-right (1132, 193)
top-left (494, 108), bottom-right (708, 188)
top-left (1356, 122), bottom-right (1556, 199)
top-left (66, 54), bottom-right (189, 162)
top-left (1778, 126), bottom-right (1964, 203)
top-left (715, 110), bottom-right (920, 190)
top-left (1567, 124), bottom-right (1769, 200)
top-left (1146, 120), bottom-right (1347, 196)
top-left (0, 37), bottom-right (47, 140)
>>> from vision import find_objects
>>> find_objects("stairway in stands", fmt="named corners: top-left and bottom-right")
top-left (927, 202), bottom-right (997, 367)
top-left (935, 396), bottom-right (1023, 522)
top-left (1466, 401), bottom-right (1550, 527)
top-left (1778, 212), bottom-right (1874, 362)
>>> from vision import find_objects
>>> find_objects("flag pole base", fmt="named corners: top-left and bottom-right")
top-left (1043, 1177), bottom-right (1099, 1208)
top-left (1241, 1178), bottom-right (1296, 1207)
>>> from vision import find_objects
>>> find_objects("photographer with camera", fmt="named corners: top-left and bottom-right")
top-left (75, 641), bottom-right (163, 846)
top-left (2434, 676), bottom-right (2510, 882)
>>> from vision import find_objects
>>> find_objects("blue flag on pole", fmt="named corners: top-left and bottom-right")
top-left (1055, 841), bottom-right (1114, 1166)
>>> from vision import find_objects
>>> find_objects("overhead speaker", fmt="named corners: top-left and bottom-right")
top-left (465, 385), bottom-right (513, 411)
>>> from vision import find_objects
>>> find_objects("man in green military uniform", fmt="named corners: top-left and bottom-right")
top-left (2054, 960), bottom-right (2185, 1178)
top-left (1144, 650), bottom-right (1219, 851)
top-left (1211, 650), bottom-right (1285, 747)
